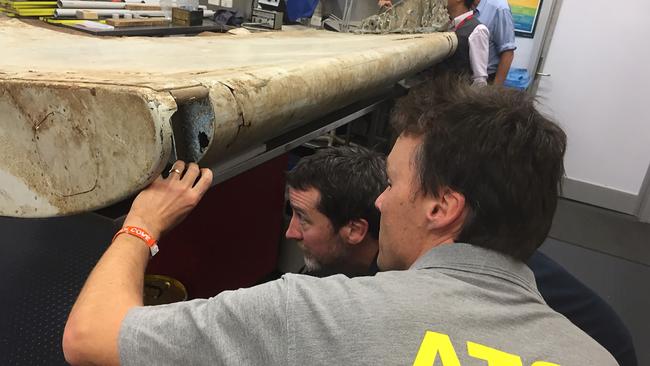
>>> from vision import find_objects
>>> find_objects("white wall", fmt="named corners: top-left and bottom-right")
top-left (507, 0), bottom-right (650, 209)
top-left (534, 0), bottom-right (650, 196)
top-left (511, 37), bottom-right (534, 70)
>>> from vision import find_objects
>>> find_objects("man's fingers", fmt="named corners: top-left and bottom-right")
top-left (192, 168), bottom-right (213, 197)
top-left (182, 163), bottom-right (200, 188)
top-left (168, 160), bottom-right (186, 180)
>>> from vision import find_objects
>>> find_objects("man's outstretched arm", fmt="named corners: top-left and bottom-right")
top-left (493, 49), bottom-right (514, 85)
top-left (62, 161), bottom-right (213, 366)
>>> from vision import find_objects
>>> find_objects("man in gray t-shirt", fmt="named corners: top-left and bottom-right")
top-left (63, 79), bottom-right (618, 366)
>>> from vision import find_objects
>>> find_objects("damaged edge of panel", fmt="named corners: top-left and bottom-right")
top-left (0, 79), bottom-right (176, 217)
top-left (168, 85), bottom-right (215, 163)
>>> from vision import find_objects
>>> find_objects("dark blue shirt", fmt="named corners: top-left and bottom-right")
top-left (528, 251), bottom-right (637, 366)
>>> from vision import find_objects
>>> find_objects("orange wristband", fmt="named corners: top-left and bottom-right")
top-left (113, 226), bottom-right (159, 256)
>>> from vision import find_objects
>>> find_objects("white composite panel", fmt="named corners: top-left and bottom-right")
top-left (0, 18), bottom-right (456, 217)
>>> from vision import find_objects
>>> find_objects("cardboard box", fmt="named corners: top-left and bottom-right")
top-left (172, 7), bottom-right (203, 26)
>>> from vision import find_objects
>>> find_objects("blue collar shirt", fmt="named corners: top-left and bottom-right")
top-left (475, 0), bottom-right (517, 74)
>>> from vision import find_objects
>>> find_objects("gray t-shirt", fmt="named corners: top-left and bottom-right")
top-left (119, 244), bottom-right (618, 365)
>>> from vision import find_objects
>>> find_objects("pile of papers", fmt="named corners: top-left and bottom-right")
top-left (53, 0), bottom-right (164, 18)
top-left (0, 0), bottom-right (57, 17)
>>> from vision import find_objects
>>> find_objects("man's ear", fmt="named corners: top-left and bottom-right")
top-left (339, 218), bottom-right (369, 245)
top-left (425, 188), bottom-right (466, 231)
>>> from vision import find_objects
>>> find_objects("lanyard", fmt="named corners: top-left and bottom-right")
top-left (455, 14), bottom-right (474, 30)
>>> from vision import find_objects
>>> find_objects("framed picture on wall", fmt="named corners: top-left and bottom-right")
top-left (509, 0), bottom-right (543, 38)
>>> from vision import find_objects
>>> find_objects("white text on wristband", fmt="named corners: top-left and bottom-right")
top-left (112, 226), bottom-right (159, 256)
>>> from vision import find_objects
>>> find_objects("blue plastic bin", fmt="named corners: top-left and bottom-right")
top-left (504, 68), bottom-right (531, 90)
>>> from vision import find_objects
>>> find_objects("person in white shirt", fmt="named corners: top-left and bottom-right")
top-left (473, 0), bottom-right (516, 85)
top-left (446, 0), bottom-right (489, 86)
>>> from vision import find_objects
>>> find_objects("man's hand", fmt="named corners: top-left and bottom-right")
top-left (378, 0), bottom-right (392, 8)
top-left (63, 161), bottom-right (212, 366)
top-left (124, 161), bottom-right (213, 240)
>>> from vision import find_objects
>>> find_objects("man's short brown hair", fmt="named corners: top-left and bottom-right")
top-left (391, 77), bottom-right (566, 260)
